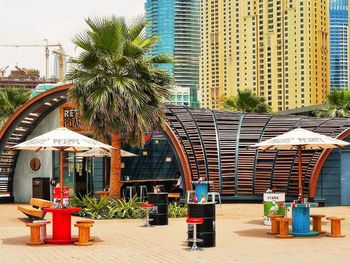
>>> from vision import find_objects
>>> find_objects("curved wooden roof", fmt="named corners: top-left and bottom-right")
top-left (165, 105), bottom-right (350, 198)
top-left (1, 84), bottom-right (350, 199)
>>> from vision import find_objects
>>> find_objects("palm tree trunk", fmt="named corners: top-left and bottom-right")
top-left (110, 132), bottom-right (121, 199)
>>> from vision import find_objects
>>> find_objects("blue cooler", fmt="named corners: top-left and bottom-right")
top-left (193, 181), bottom-right (209, 202)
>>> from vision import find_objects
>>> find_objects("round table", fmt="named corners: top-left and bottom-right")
top-left (43, 207), bottom-right (80, 244)
top-left (284, 202), bottom-right (319, 237)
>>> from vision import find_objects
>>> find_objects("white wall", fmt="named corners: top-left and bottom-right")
top-left (13, 108), bottom-right (60, 203)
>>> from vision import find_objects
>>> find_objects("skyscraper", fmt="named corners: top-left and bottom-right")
top-left (330, 0), bottom-right (349, 90)
top-left (145, 0), bottom-right (200, 107)
top-left (200, 0), bottom-right (330, 112)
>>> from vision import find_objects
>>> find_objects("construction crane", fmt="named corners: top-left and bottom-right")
top-left (0, 39), bottom-right (62, 80)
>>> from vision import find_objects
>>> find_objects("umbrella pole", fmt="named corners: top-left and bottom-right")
top-left (60, 149), bottom-right (64, 207)
top-left (298, 146), bottom-right (303, 203)
top-left (104, 157), bottom-right (108, 191)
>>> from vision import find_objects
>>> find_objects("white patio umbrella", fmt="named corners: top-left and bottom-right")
top-left (76, 149), bottom-right (136, 190)
top-left (11, 127), bottom-right (114, 206)
top-left (76, 149), bottom-right (136, 157)
top-left (251, 128), bottom-right (350, 201)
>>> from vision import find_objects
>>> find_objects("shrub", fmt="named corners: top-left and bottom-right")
top-left (71, 195), bottom-right (187, 219)
top-left (168, 202), bottom-right (187, 218)
top-left (70, 194), bottom-right (144, 219)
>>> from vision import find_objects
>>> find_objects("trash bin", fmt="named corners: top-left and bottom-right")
top-left (263, 192), bottom-right (285, 225)
top-left (148, 192), bottom-right (168, 225)
top-left (32, 177), bottom-right (50, 200)
top-left (188, 203), bottom-right (216, 247)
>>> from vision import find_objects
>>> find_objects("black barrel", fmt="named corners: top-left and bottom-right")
top-left (188, 203), bottom-right (216, 247)
top-left (148, 193), bottom-right (168, 225)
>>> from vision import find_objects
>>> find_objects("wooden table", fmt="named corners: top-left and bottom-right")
top-left (283, 202), bottom-right (319, 237)
top-left (43, 207), bottom-right (80, 244)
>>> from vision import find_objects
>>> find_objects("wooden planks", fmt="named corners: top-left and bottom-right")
top-left (164, 107), bottom-right (350, 199)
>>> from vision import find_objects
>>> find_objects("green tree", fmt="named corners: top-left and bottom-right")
top-left (0, 87), bottom-right (31, 128)
top-left (314, 89), bottom-right (350, 117)
top-left (221, 89), bottom-right (271, 113)
top-left (67, 17), bottom-right (171, 198)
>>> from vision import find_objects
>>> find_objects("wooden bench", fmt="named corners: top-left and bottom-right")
top-left (17, 198), bottom-right (53, 220)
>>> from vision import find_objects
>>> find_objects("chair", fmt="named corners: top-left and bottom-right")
top-left (74, 220), bottom-right (94, 246)
top-left (186, 217), bottom-right (204, 251)
top-left (310, 214), bottom-right (326, 233)
top-left (32, 220), bottom-right (50, 240)
top-left (207, 192), bottom-right (223, 215)
top-left (275, 218), bottom-right (293, 238)
top-left (26, 221), bottom-right (47, 245)
top-left (141, 203), bottom-right (154, 227)
top-left (186, 190), bottom-right (196, 203)
top-left (267, 214), bottom-right (284, 235)
top-left (326, 217), bottom-right (345, 237)
top-left (139, 185), bottom-right (148, 202)
top-left (123, 186), bottom-right (137, 200)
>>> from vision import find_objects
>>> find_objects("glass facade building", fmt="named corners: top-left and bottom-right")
top-left (330, 0), bottom-right (349, 90)
top-left (145, 0), bottom-right (200, 107)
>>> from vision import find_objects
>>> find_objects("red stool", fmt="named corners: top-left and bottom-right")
top-left (141, 203), bottom-right (155, 227)
top-left (186, 217), bottom-right (204, 251)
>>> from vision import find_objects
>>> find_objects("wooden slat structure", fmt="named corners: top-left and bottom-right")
top-left (165, 105), bottom-right (350, 199)
top-left (0, 85), bottom-right (69, 194)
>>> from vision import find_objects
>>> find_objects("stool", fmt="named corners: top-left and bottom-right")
top-left (139, 185), bottom-right (148, 202)
top-left (310, 214), bottom-right (326, 233)
top-left (186, 217), bottom-right (204, 251)
top-left (186, 190), bottom-right (196, 203)
top-left (26, 222), bottom-right (46, 245)
top-left (155, 185), bottom-right (165, 192)
top-left (123, 186), bottom-right (137, 200)
top-left (275, 218), bottom-right (293, 238)
top-left (33, 220), bottom-right (50, 240)
top-left (207, 192), bottom-right (223, 215)
top-left (326, 217), bottom-right (345, 237)
top-left (141, 203), bottom-right (154, 227)
top-left (76, 220), bottom-right (95, 241)
top-left (74, 220), bottom-right (94, 246)
top-left (267, 214), bottom-right (284, 235)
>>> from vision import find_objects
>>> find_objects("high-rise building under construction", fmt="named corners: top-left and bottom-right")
top-left (200, 0), bottom-right (330, 111)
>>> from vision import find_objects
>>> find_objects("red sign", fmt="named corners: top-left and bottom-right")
top-left (53, 187), bottom-right (69, 198)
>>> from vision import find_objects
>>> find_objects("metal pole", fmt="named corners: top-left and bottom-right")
top-left (60, 149), bottom-right (64, 207)
top-left (298, 146), bottom-right (303, 202)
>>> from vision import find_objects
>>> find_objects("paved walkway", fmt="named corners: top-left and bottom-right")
top-left (1, 203), bottom-right (350, 263)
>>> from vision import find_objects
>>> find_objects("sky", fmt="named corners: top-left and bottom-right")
top-left (0, 0), bottom-right (145, 78)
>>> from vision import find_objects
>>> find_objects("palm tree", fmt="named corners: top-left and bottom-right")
top-left (313, 89), bottom-right (350, 117)
top-left (67, 17), bottom-right (172, 198)
top-left (221, 89), bottom-right (271, 113)
top-left (0, 87), bottom-right (31, 128)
